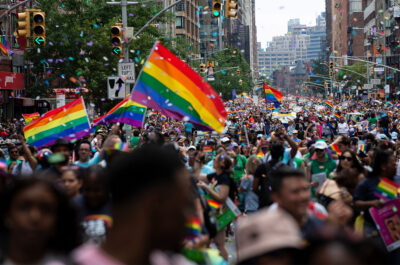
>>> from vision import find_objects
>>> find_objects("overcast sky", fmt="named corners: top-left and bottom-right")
top-left (255, 0), bottom-right (326, 48)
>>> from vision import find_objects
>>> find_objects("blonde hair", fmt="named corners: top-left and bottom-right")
top-left (246, 155), bottom-right (261, 175)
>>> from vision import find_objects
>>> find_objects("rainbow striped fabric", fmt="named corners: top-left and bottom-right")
top-left (23, 97), bottom-right (90, 148)
top-left (263, 82), bottom-right (282, 104)
top-left (207, 198), bottom-right (221, 210)
top-left (374, 178), bottom-right (399, 201)
top-left (0, 36), bottom-right (13, 56)
top-left (185, 216), bottom-right (201, 241)
top-left (242, 92), bottom-right (253, 102)
top-left (22, 112), bottom-right (40, 125)
top-left (388, 101), bottom-right (394, 107)
top-left (131, 41), bottom-right (226, 133)
top-left (267, 106), bottom-right (275, 111)
top-left (328, 143), bottom-right (341, 155)
top-left (334, 113), bottom-right (340, 121)
top-left (325, 101), bottom-right (333, 109)
top-left (93, 96), bottom-right (146, 129)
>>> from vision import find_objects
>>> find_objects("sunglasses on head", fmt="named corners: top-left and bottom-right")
top-left (339, 155), bottom-right (352, 161)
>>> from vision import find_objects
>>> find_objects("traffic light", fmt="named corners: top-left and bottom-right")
top-left (212, 0), bottom-right (222, 17)
top-left (32, 11), bottom-right (45, 46)
top-left (370, 66), bottom-right (374, 75)
top-left (200, 63), bottom-right (206, 75)
top-left (111, 23), bottom-right (123, 57)
top-left (329, 62), bottom-right (334, 77)
top-left (17, 11), bottom-right (30, 38)
top-left (225, 0), bottom-right (238, 18)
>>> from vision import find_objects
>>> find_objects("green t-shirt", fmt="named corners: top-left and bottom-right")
top-left (310, 158), bottom-right (337, 177)
top-left (233, 155), bottom-right (247, 183)
top-left (369, 117), bottom-right (377, 125)
top-left (129, 136), bottom-right (139, 149)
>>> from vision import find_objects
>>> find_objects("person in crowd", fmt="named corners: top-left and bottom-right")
top-left (194, 152), bottom-right (235, 261)
top-left (61, 166), bottom-right (83, 200)
top-left (0, 177), bottom-right (81, 264)
top-left (75, 165), bottom-right (112, 244)
top-left (307, 140), bottom-right (337, 189)
top-left (73, 144), bottom-right (193, 265)
top-left (239, 155), bottom-right (261, 214)
top-left (330, 149), bottom-right (365, 181)
top-left (6, 145), bottom-right (19, 168)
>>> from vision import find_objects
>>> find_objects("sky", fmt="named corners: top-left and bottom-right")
top-left (255, 0), bottom-right (326, 48)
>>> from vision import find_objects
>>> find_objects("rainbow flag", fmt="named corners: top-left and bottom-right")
top-left (131, 41), bottom-right (226, 133)
top-left (242, 92), bottom-right (253, 102)
top-left (93, 96), bottom-right (146, 130)
top-left (263, 83), bottom-right (282, 104)
top-left (0, 36), bottom-right (13, 56)
top-left (257, 151), bottom-right (264, 160)
top-left (267, 106), bottom-right (275, 111)
top-left (374, 178), bottom-right (399, 201)
top-left (185, 216), bottom-right (201, 240)
top-left (388, 101), bottom-right (394, 107)
top-left (23, 98), bottom-right (90, 148)
top-left (328, 143), bottom-right (341, 155)
top-left (303, 107), bottom-right (309, 113)
top-left (334, 113), bottom-right (340, 121)
top-left (325, 101), bottom-right (333, 109)
top-left (358, 144), bottom-right (365, 153)
top-left (396, 103), bottom-right (400, 108)
top-left (0, 159), bottom-right (6, 172)
top-left (23, 112), bottom-right (40, 125)
top-left (207, 198), bottom-right (221, 210)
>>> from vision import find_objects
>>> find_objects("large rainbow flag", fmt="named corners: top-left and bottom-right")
top-left (263, 83), bottom-right (282, 106)
top-left (0, 36), bottom-right (13, 56)
top-left (131, 41), bottom-right (227, 133)
top-left (23, 98), bottom-right (90, 148)
top-left (92, 96), bottom-right (146, 129)
top-left (22, 112), bottom-right (40, 125)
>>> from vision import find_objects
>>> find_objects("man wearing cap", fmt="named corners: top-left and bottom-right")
top-left (307, 140), bottom-right (337, 191)
top-left (236, 208), bottom-right (302, 265)
top-left (291, 130), bottom-right (301, 144)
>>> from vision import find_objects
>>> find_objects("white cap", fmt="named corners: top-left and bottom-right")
top-left (187, 145), bottom-right (196, 151)
top-left (221, 137), bottom-right (230, 143)
top-left (314, 140), bottom-right (328, 150)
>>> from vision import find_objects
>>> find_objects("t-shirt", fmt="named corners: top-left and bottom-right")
top-left (353, 177), bottom-right (380, 224)
top-left (75, 196), bottom-right (113, 245)
top-left (129, 136), bottom-right (140, 149)
top-left (184, 122), bottom-right (193, 133)
top-left (240, 175), bottom-right (259, 212)
top-left (207, 172), bottom-right (235, 200)
top-left (74, 152), bottom-right (101, 168)
top-left (11, 160), bottom-right (33, 176)
top-left (369, 117), bottom-right (377, 125)
top-left (233, 155), bottom-right (247, 183)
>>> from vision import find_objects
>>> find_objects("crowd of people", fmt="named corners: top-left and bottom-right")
top-left (0, 96), bottom-right (400, 264)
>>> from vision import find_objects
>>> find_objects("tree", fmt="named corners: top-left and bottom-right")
top-left (204, 48), bottom-right (253, 100)
top-left (24, 0), bottom-right (190, 111)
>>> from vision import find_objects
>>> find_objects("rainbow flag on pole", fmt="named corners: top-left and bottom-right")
top-left (92, 96), bottom-right (146, 129)
top-left (207, 198), bottom-right (222, 210)
top-left (374, 178), bottom-right (399, 201)
top-left (241, 92), bottom-right (253, 102)
top-left (328, 143), bottom-right (341, 155)
top-left (263, 83), bottom-right (282, 106)
top-left (23, 98), bottom-right (90, 148)
top-left (0, 36), bottom-right (13, 56)
top-left (131, 41), bottom-right (227, 133)
top-left (325, 101), bottom-right (333, 109)
top-left (22, 112), bottom-right (40, 125)
top-left (334, 113), bottom-right (340, 121)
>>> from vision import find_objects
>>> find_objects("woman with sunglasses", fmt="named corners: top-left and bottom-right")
top-left (194, 152), bottom-right (235, 261)
top-left (331, 150), bottom-right (366, 182)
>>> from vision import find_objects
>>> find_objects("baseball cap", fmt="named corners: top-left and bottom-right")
top-left (314, 140), bottom-right (328, 150)
top-left (257, 134), bottom-right (263, 138)
top-left (187, 145), bottom-right (196, 151)
top-left (293, 130), bottom-right (298, 134)
top-left (221, 137), bottom-right (230, 143)
top-left (237, 209), bottom-right (302, 262)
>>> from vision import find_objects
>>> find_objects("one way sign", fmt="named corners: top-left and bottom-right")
top-left (107, 77), bottom-right (126, 100)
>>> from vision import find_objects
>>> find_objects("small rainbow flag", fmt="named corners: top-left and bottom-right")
top-left (23, 98), bottom-right (90, 148)
top-left (23, 112), bottom-right (40, 125)
top-left (325, 101), bottom-right (333, 109)
top-left (303, 107), bottom-right (309, 113)
top-left (242, 92), bottom-right (253, 102)
top-left (257, 151), bottom-right (264, 160)
top-left (267, 106), bottom-right (275, 111)
top-left (388, 101), bottom-right (394, 107)
top-left (328, 143), bottom-right (341, 155)
top-left (374, 178), bottom-right (399, 201)
top-left (207, 198), bottom-right (221, 210)
top-left (334, 113), bottom-right (340, 121)
top-left (0, 36), bottom-right (13, 56)
top-left (131, 41), bottom-right (226, 133)
top-left (185, 216), bottom-right (201, 240)
top-left (396, 103), bottom-right (400, 108)
top-left (359, 144), bottom-right (365, 153)
top-left (114, 142), bottom-right (129, 152)
top-left (0, 159), bottom-right (6, 171)
top-left (263, 83), bottom-right (283, 104)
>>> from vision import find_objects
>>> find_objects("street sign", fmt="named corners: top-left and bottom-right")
top-left (374, 67), bottom-right (384, 72)
top-left (371, 79), bottom-right (381, 85)
top-left (118, 62), bottom-right (135, 83)
top-left (363, 84), bottom-right (373, 89)
top-left (126, 27), bottom-right (134, 39)
top-left (107, 76), bottom-right (126, 100)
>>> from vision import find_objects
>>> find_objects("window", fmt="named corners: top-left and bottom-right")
top-left (176, 17), bottom-right (184, 28)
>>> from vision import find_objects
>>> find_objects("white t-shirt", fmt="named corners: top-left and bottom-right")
top-left (338, 122), bottom-right (349, 134)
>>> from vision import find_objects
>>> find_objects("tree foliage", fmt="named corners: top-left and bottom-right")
top-left (202, 48), bottom-right (253, 100)
top-left (24, 0), bottom-right (191, 110)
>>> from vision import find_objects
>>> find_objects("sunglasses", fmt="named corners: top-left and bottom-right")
top-left (339, 156), bottom-right (352, 162)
